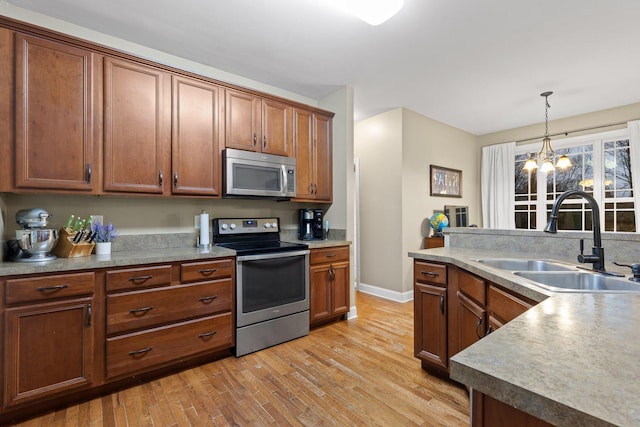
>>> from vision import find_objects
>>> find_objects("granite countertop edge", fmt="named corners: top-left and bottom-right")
top-left (0, 239), bottom-right (351, 277)
top-left (409, 247), bottom-right (639, 427)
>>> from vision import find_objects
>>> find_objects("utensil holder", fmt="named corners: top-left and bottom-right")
top-left (51, 227), bottom-right (95, 258)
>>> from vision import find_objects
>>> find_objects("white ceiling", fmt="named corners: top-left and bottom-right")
top-left (7, 0), bottom-right (640, 135)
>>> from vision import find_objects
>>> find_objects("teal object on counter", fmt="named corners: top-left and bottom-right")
top-left (429, 213), bottom-right (449, 237)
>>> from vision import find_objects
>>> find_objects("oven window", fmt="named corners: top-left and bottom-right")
top-left (233, 163), bottom-right (281, 191)
top-left (240, 255), bottom-right (306, 313)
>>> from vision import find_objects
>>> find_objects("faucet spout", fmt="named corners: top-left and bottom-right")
top-left (544, 190), bottom-right (605, 272)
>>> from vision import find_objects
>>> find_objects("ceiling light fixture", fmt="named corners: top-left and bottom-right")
top-left (324, 0), bottom-right (404, 26)
top-left (523, 91), bottom-right (572, 173)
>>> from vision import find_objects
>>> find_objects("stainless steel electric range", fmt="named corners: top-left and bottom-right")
top-left (213, 217), bottom-right (310, 357)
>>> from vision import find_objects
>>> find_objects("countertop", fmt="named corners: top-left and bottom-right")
top-left (409, 247), bottom-right (640, 427)
top-left (0, 239), bottom-right (351, 277)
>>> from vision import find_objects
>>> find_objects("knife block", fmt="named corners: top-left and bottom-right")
top-left (51, 227), bottom-right (95, 258)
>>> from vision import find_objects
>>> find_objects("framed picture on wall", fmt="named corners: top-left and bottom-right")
top-left (430, 165), bottom-right (462, 198)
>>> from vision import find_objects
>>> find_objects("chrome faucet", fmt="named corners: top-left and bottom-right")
top-left (544, 190), bottom-right (607, 273)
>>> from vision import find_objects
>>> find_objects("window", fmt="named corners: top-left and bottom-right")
top-left (515, 129), bottom-right (636, 232)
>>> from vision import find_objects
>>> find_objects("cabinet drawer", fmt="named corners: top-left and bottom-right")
top-left (5, 272), bottom-right (95, 305)
top-left (310, 246), bottom-right (349, 265)
top-left (106, 265), bottom-right (172, 292)
top-left (414, 261), bottom-right (447, 286)
top-left (487, 285), bottom-right (533, 325)
top-left (107, 279), bottom-right (233, 335)
top-left (458, 270), bottom-right (485, 305)
top-left (181, 258), bottom-right (234, 283)
top-left (106, 313), bottom-right (232, 378)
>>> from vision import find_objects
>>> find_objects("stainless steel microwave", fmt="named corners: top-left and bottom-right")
top-left (223, 148), bottom-right (296, 198)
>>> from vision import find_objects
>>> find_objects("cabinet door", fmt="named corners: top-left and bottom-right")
top-left (414, 283), bottom-right (447, 370)
top-left (262, 98), bottom-right (292, 156)
top-left (456, 291), bottom-right (487, 354)
top-left (310, 264), bottom-right (332, 323)
top-left (313, 114), bottom-right (333, 202)
top-left (15, 34), bottom-right (97, 191)
top-left (293, 108), bottom-right (314, 200)
top-left (103, 57), bottom-right (170, 194)
top-left (225, 89), bottom-right (260, 152)
top-left (171, 75), bottom-right (221, 195)
top-left (5, 297), bottom-right (94, 406)
top-left (330, 261), bottom-right (350, 317)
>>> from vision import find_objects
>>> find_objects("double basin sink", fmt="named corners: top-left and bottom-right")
top-left (476, 258), bottom-right (640, 293)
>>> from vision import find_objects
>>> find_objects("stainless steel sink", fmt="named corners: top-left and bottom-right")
top-left (476, 258), bottom-right (577, 272)
top-left (514, 271), bottom-right (640, 293)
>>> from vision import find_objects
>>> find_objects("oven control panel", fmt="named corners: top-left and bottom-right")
top-left (214, 218), bottom-right (280, 235)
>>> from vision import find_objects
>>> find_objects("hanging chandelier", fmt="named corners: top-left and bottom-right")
top-left (523, 91), bottom-right (572, 173)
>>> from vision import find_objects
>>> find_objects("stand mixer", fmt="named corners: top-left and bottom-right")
top-left (9, 208), bottom-right (58, 262)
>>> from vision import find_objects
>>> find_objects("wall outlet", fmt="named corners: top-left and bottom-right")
top-left (194, 215), bottom-right (200, 229)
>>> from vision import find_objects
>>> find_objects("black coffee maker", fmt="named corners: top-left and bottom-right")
top-left (298, 208), bottom-right (324, 240)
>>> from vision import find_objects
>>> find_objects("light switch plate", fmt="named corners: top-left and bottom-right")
top-left (90, 215), bottom-right (103, 225)
top-left (194, 215), bottom-right (200, 229)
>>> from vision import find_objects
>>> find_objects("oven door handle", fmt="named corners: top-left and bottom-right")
top-left (237, 249), bottom-right (310, 262)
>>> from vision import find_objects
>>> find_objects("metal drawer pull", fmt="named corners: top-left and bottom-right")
top-left (129, 306), bottom-right (154, 315)
top-left (326, 253), bottom-right (336, 258)
top-left (421, 271), bottom-right (440, 277)
top-left (198, 268), bottom-right (217, 275)
top-left (128, 275), bottom-right (153, 282)
top-left (87, 303), bottom-right (92, 327)
top-left (439, 295), bottom-right (445, 315)
top-left (198, 330), bottom-right (217, 338)
top-left (199, 295), bottom-right (218, 303)
top-left (128, 346), bottom-right (153, 356)
top-left (37, 284), bottom-right (69, 292)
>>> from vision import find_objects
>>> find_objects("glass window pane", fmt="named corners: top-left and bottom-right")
top-left (617, 211), bottom-right (636, 232)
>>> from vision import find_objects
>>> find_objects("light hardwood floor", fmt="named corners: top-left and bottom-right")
top-left (10, 292), bottom-right (470, 426)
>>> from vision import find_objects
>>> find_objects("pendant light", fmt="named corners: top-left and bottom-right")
top-left (523, 91), bottom-right (572, 172)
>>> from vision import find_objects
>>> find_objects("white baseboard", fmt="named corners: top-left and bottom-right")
top-left (347, 305), bottom-right (358, 320)
top-left (357, 282), bottom-right (414, 303)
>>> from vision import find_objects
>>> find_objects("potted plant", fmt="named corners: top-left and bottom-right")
top-left (91, 221), bottom-right (118, 255)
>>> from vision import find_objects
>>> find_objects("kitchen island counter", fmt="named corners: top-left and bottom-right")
top-left (409, 246), bottom-right (640, 427)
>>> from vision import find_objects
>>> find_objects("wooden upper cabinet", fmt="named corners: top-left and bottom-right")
top-left (313, 114), bottom-right (333, 201)
top-left (225, 89), bottom-right (261, 152)
top-left (14, 34), bottom-right (99, 191)
top-left (225, 89), bottom-right (292, 156)
top-left (293, 108), bottom-right (314, 200)
top-left (103, 57), bottom-right (170, 194)
top-left (293, 109), bottom-right (333, 202)
top-left (171, 75), bottom-right (222, 196)
top-left (262, 98), bottom-right (292, 156)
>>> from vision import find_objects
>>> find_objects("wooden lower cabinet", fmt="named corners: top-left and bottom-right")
top-left (414, 261), bottom-right (543, 423)
top-left (1, 257), bottom-right (235, 424)
top-left (414, 282), bottom-right (447, 370)
top-left (106, 313), bottom-right (232, 378)
top-left (472, 390), bottom-right (554, 427)
top-left (309, 246), bottom-right (350, 326)
top-left (5, 297), bottom-right (94, 406)
top-left (413, 260), bottom-right (448, 372)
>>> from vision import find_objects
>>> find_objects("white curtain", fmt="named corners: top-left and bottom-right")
top-left (481, 142), bottom-right (516, 229)
top-left (628, 120), bottom-right (640, 232)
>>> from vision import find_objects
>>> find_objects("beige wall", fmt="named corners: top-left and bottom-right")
top-left (354, 108), bottom-right (478, 298)
top-left (355, 109), bottom-right (404, 295)
top-left (477, 102), bottom-right (640, 148)
top-left (401, 109), bottom-right (478, 292)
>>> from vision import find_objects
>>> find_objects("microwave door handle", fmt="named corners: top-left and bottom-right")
top-left (281, 165), bottom-right (287, 196)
